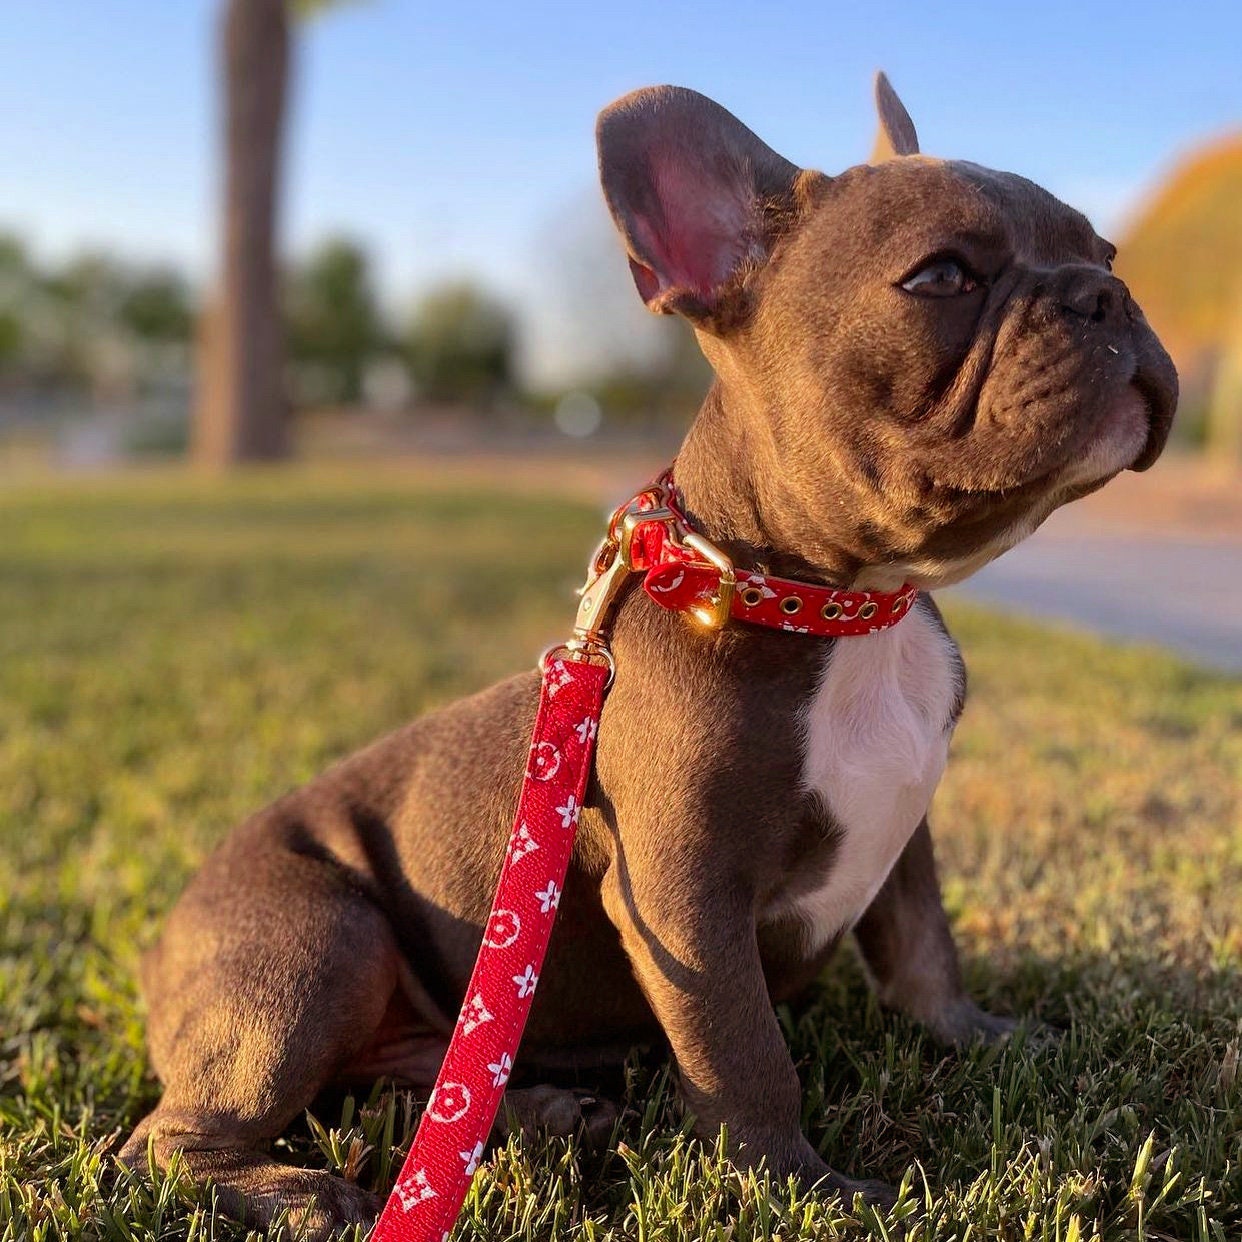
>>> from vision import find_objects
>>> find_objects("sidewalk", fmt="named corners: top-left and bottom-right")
top-left (947, 458), bottom-right (1241, 672)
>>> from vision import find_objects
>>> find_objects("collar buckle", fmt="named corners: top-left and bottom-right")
top-left (612, 479), bottom-right (737, 630)
top-left (674, 531), bottom-right (736, 630)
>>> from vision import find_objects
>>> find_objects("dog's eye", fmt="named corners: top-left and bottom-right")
top-left (901, 258), bottom-right (977, 297)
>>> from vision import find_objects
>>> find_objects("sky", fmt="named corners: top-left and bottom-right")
top-left (2, 0), bottom-right (1240, 383)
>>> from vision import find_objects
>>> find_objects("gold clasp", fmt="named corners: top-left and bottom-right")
top-left (679, 532), bottom-right (735, 630)
top-left (571, 534), bottom-right (634, 645)
top-left (569, 477), bottom-right (737, 649)
top-left (571, 483), bottom-right (671, 645)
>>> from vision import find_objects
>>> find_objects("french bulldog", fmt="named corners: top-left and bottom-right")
top-left (121, 75), bottom-right (1177, 1235)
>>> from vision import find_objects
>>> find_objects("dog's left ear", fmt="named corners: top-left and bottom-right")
top-left (596, 86), bottom-right (812, 324)
top-left (871, 72), bottom-right (920, 161)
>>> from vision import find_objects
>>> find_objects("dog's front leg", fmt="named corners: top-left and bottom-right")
top-left (853, 817), bottom-right (1016, 1044)
top-left (600, 845), bottom-right (890, 1203)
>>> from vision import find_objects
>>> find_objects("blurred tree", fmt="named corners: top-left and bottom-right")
top-left (406, 282), bottom-right (516, 406)
top-left (193, 0), bottom-right (355, 468)
top-left (118, 269), bottom-right (195, 344)
top-left (43, 253), bottom-right (128, 319)
top-left (285, 236), bottom-right (382, 405)
top-left (587, 321), bottom-right (711, 429)
top-left (0, 234), bottom-right (31, 370)
top-left (1207, 289), bottom-right (1242, 469)
top-left (0, 237), bottom-right (195, 399)
top-left (193, 0), bottom-right (289, 466)
top-left (37, 252), bottom-right (131, 392)
top-left (1118, 132), bottom-right (1242, 463)
top-left (531, 193), bottom-right (710, 430)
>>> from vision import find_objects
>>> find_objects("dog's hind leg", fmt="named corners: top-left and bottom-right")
top-left (120, 831), bottom-right (402, 1238)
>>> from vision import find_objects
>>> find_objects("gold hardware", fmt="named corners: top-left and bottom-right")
top-left (615, 503), bottom-right (675, 565)
top-left (740, 586), bottom-right (765, 607)
top-left (821, 601), bottom-right (844, 621)
top-left (572, 475), bottom-right (738, 639)
top-left (572, 536), bottom-right (632, 647)
top-left (569, 482), bottom-right (678, 649)
top-left (680, 532), bottom-right (736, 629)
top-left (542, 639), bottom-right (616, 689)
top-left (779, 596), bottom-right (803, 615)
top-left (859, 601), bottom-right (879, 620)
top-left (891, 596), bottom-right (906, 613)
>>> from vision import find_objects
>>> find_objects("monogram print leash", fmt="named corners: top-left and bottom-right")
top-left (373, 475), bottom-right (916, 1242)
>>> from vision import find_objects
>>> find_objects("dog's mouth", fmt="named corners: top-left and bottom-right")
top-left (915, 370), bottom-right (1171, 543)
top-left (1052, 384), bottom-right (1156, 491)
top-left (1127, 370), bottom-right (1177, 472)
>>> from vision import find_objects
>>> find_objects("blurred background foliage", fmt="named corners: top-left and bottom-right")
top-left (0, 0), bottom-right (1233, 472)
top-left (1116, 133), bottom-right (1242, 461)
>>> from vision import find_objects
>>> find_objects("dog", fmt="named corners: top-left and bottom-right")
top-left (121, 75), bottom-right (1177, 1235)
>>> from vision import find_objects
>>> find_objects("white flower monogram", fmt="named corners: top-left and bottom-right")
top-left (459, 1140), bottom-right (485, 1176)
top-left (512, 964), bottom-right (538, 998)
top-left (544, 659), bottom-right (574, 696)
top-left (396, 1167), bottom-right (436, 1210)
top-left (507, 823), bottom-right (540, 864)
top-left (573, 715), bottom-right (598, 745)
top-left (535, 879), bottom-right (561, 914)
top-left (647, 567), bottom-right (684, 593)
top-left (483, 909), bottom-right (521, 949)
top-left (554, 794), bottom-right (580, 829)
top-left (528, 740), bottom-right (562, 782)
top-left (458, 991), bottom-right (493, 1035)
top-left (489, 1052), bottom-right (513, 1087)
top-left (428, 1081), bottom-right (472, 1124)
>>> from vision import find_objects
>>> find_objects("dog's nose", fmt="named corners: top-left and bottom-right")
top-left (1057, 268), bottom-right (1131, 325)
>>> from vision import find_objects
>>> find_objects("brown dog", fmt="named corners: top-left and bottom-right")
top-left (121, 76), bottom-right (1177, 1235)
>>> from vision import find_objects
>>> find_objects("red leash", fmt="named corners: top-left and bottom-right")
top-left (373, 476), bottom-right (915, 1241)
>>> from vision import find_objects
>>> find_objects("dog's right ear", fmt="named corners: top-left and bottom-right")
top-left (596, 86), bottom-right (809, 325)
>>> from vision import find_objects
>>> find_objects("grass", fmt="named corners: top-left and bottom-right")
top-left (1, 466), bottom-right (1239, 1241)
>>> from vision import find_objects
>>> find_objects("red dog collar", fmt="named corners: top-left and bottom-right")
top-left (578, 472), bottom-right (918, 640)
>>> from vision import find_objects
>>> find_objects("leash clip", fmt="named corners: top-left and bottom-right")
top-left (572, 475), bottom-right (739, 647)
top-left (571, 533), bottom-right (633, 647)
top-left (570, 484), bottom-right (674, 646)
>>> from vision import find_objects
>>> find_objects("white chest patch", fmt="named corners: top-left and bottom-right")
top-left (775, 601), bottom-right (960, 952)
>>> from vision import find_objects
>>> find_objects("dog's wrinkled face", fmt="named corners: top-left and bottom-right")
top-left (749, 156), bottom-right (1178, 583)
top-left (598, 81), bottom-right (1178, 588)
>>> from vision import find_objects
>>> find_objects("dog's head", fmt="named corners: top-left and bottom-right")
top-left (596, 78), bottom-right (1178, 588)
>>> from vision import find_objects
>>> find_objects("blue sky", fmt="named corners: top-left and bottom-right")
top-left (2, 1), bottom-right (1239, 381)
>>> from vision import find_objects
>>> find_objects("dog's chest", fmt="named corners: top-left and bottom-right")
top-left (769, 603), bottom-right (960, 951)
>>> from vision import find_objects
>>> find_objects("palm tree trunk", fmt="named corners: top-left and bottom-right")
top-left (193, 0), bottom-right (290, 467)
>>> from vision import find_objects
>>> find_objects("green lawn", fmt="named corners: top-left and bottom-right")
top-left (1, 469), bottom-right (1239, 1241)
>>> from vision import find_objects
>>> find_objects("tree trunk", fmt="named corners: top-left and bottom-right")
top-left (193, 0), bottom-right (290, 467)
top-left (1205, 286), bottom-right (1242, 473)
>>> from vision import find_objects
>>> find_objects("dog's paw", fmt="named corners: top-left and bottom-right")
top-left (927, 1000), bottom-right (1062, 1051)
top-left (926, 998), bottom-right (1018, 1047)
top-left (775, 1143), bottom-right (898, 1214)
top-left (499, 1085), bottom-right (620, 1147)
top-left (822, 1169), bottom-right (899, 1211)
top-left (284, 1180), bottom-right (381, 1242)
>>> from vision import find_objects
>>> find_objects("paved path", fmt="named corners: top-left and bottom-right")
top-left (948, 506), bottom-right (1242, 672)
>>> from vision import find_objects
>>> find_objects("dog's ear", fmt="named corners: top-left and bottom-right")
top-left (596, 86), bottom-right (806, 324)
top-left (871, 72), bottom-right (920, 161)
